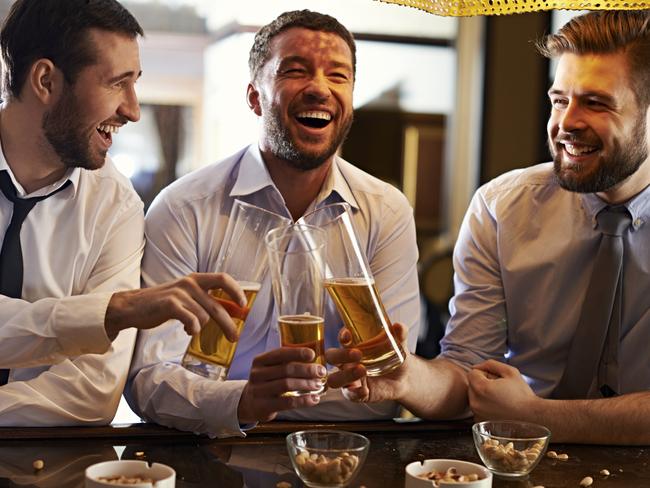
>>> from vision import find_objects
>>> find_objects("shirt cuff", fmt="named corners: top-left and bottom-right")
top-left (54, 292), bottom-right (113, 356)
top-left (197, 379), bottom-right (250, 438)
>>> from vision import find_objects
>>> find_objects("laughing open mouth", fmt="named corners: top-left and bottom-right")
top-left (563, 143), bottom-right (598, 157)
top-left (296, 111), bottom-right (332, 129)
top-left (97, 124), bottom-right (120, 143)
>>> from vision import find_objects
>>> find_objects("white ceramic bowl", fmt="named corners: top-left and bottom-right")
top-left (405, 459), bottom-right (492, 488)
top-left (85, 460), bottom-right (175, 488)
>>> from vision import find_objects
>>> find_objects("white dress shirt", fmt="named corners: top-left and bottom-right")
top-left (440, 162), bottom-right (650, 397)
top-left (0, 148), bottom-right (144, 425)
top-left (127, 144), bottom-right (420, 437)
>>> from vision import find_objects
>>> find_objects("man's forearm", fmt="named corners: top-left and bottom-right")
top-left (528, 392), bottom-right (650, 445)
top-left (398, 357), bottom-right (469, 420)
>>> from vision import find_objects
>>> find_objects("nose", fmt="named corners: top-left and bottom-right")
top-left (303, 72), bottom-right (331, 102)
top-left (118, 84), bottom-right (140, 123)
top-left (557, 100), bottom-right (586, 133)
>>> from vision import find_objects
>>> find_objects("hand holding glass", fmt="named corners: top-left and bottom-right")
top-left (265, 224), bottom-right (328, 397)
top-left (182, 200), bottom-right (291, 380)
top-left (303, 203), bottom-right (405, 376)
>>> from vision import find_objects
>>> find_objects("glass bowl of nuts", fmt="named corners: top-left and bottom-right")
top-left (286, 430), bottom-right (369, 487)
top-left (472, 420), bottom-right (551, 478)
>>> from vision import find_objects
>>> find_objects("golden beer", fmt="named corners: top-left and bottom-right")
top-left (324, 277), bottom-right (405, 376)
top-left (278, 314), bottom-right (326, 396)
top-left (183, 282), bottom-right (260, 377)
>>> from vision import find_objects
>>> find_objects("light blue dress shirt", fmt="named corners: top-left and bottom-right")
top-left (127, 145), bottom-right (420, 437)
top-left (441, 162), bottom-right (650, 398)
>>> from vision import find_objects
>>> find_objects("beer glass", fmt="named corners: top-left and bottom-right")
top-left (182, 200), bottom-right (291, 380)
top-left (303, 203), bottom-right (405, 376)
top-left (265, 224), bottom-right (327, 397)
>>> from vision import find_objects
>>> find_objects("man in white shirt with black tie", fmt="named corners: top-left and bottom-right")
top-left (0, 0), bottom-right (243, 425)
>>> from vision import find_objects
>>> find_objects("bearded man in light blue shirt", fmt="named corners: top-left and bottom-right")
top-left (127, 10), bottom-right (420, 438)
top-left (327, 10), bottom-right (650, 445)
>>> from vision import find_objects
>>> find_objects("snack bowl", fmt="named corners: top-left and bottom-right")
top-left (405, 459), bottom-right (492, 488)
top-left (85, 460), bottom-right (175, 487)
top-left (472, 420), bottom-right (551, 478)
top-left (286, 430), bottom-right (369, 487)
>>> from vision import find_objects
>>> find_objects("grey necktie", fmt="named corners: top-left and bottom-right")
top-left (553, 206), bottom-right (632, 399)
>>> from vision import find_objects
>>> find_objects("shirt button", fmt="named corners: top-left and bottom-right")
top-left (633, 218), bottom-right (643, 229)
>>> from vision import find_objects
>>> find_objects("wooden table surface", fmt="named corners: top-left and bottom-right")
top-left (0, 420), bottom-right (648, 487)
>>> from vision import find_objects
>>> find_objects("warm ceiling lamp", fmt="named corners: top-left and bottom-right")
top-left (374, 0), bottom-right (649, 16)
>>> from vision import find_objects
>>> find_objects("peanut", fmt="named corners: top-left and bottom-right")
top-left (32, 459), bottom-right (44, 471)
top-left (479, 437), bottom-right (546, 473)
top-left (579, 476), bottom-right (593, 487)
top-left (293, 449), bottom-right (360, 485)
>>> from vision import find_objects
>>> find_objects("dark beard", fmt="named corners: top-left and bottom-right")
top-left (42, 87), bottom-right (106, 170)
top-left (551, 113), bottom-right (648, 193)
top-left (264, 104), bottom-right (353, 171)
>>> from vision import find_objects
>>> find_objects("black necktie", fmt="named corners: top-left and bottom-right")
top-left (0, 170), bottom-right (71, 385)
top-left (553, 206), bottom-right (631, 399)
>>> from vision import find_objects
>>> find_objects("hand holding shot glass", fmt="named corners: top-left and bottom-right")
top-left (304, 203), bottom-right (405, 376)
top-left (182, 200), bottom-right (291, 380)
top-left (265, 224), bottom-right (328, 397)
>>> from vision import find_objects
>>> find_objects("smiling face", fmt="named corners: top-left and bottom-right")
top-left (42, 28), bottom-right (141, 170)
top-left (547, 51), bottom-right (649, 198)
top-left (248, 27), bottom-right (354, 171)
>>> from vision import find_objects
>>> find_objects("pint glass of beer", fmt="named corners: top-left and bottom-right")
top-left (265, 224), bottom-right (328, 397)
top-left (303, 203), bottom-right (405, 376)
top-left (182, 200), bottom-right (291, 380)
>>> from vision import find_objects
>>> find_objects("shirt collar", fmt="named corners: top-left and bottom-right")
top-left (229, 145), bottom-right (277, 198)
top-left (0, 144), bottom-right (79, 199)
top-left (229, 145), bottom-right (360, 211)
top-left (581, 183), bottom-right (650, 231)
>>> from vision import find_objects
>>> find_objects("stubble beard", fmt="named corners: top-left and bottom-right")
top-left (42, 87), bottom-right (106, 171)
top-left (551, 113), bottom-right (648, 193)
top-left (263, 103), bottom-right (353, 171)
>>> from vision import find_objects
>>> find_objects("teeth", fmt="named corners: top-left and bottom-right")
top-left (564, 144), bottom-right (596, 156)
top-left (296, 111), bottom-right (331, 121)
top-left (97, 124), bottom-right (120, 134)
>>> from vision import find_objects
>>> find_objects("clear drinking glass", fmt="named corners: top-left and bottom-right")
top-left (182, 200), bottom-right (291, 380)
top-left (303, 202), bottom-right (405, 376)
top-left (265, 224), bottom-right (328, 397)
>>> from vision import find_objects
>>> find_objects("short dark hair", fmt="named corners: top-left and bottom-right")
top-left (0, 0), bottom-right (143, 100)
top-left (538, 10), bottom-right (650, 107)
top-left (248, 9), bottom-right (356, 82)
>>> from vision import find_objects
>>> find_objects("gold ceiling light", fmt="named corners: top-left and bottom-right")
top-left (374, 0), bottom-right (650, 16)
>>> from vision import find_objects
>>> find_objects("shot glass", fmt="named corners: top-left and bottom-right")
top-left (182, 200), bottom-right (291, 380)
top-left (265, 224), bottom-right (328, 397)
top-left (303, 202), bottom-right (405, 376)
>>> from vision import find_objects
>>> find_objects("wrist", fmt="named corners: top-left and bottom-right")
top-left (104, 292), bottom-right (127, 340)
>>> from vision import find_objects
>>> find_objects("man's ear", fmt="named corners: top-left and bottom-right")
top-left (246, 83), bottom-right (262, 116)
top-left (28, 58), bottom-right (60, 104)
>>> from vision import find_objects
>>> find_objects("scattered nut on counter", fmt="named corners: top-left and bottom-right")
top-left (557, 453), bottom-right (569, 460)
top-left (417, 466), bottom-right (482, 484)
top-left (293, 449), bottom-right (359, 485)
top-left (600, 469), bottom-right (610, 476)
top-left (480, 437), bottom-right (545, 473)
top-left (32, 459), bottom-right (44, 471)
top-left (97, 475), bottom-right (155, 485)
top-left (276, 482), bottom-right (292, 488)
top-left (579, 476), bottom-right (593, 487)
top-left (532, 485), bottom-right (545, 488)
top-left (546, 451), bottom-right (558, 459)
top-left (134, 451), bottom-right (145, 457)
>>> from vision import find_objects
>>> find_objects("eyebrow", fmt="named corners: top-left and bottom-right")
top-left (279, 56), bottom-right (352, 71)
top-left (107, 70), bottom-right (142, 84)
top-left (547, 88), bottom-right (616, 104)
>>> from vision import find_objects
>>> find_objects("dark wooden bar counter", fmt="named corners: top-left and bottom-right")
top-left (0, 420), bottom-right (648, 487)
